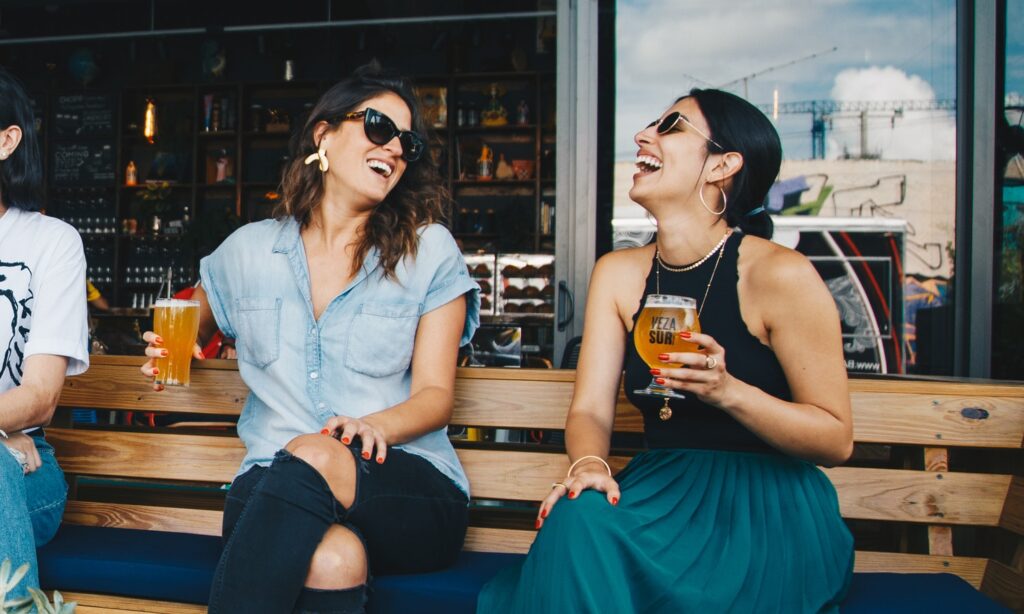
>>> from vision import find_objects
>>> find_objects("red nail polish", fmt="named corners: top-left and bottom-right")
top-left (320, 429), bottom-right (330, 435)
top-left (152, 368), bottom-right (159, 375)
top-left (679, 331), bottom-right (692, 339)
top-left (541, 508), bottom-right (548, 519)
top-left (341, 437), bottom-right (350, 444)
top-left (362, 451), bottom-right (371, 460)
top-left (376, 457), bottom-right (384, 464)
top-left (658, 353), bottom-right (669, 361)
top-left (161, 350), bottom-right (169, 357)
top-left (655, 378), bottom-right (666, 385)
top-left (568, 491), bottom-right (577, 499)
top-left (649, 368), bottom-right (661, 376)
top-left (155, 337), bottom-right (163, 344)
top-left (611, 497), bottom-right (619, 506)
top-left (535, 518), bottom-right (542, 529)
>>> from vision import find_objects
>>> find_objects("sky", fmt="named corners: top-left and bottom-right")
top-left (614, 0), bottom-right (974, 162)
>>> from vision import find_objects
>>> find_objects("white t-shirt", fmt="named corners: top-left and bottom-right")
top-left (0, 206), bottom-right (89, 410)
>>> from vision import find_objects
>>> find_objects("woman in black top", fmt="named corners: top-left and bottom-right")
top-left (478, 89), bottom-right (854, 613)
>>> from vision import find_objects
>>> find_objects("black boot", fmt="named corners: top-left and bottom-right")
top-left (209, 451), bottom-right (338, 613)
top-left (293, 585), bottom-right (368, 614)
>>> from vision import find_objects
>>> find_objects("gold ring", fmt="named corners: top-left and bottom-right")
top-left (705, 356), bottom-right (718, 370)
top-left (551, 482), bottom-right (568, 491)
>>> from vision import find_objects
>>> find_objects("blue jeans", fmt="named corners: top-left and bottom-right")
top-left (0, 432), bottom-right (67, 600)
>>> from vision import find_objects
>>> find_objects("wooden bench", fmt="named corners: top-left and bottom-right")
top-left (39, 355), bottom-right (1024, 612)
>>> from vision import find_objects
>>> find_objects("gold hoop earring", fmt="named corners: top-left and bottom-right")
top-left (304, 146), bottom-right (329, 172)
top-left (699, 181), bottom-right (727, 216)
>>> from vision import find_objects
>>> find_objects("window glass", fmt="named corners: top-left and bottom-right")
top-left (995, 1), bottom-right (1023, 379)
top-left (613, 0), bottom-right (957, 375)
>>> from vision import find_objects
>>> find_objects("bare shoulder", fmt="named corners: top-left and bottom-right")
top-left (739, 234), bottom-right (823, 296)
top-left (592, 244), bottom-right (654, 281)
top-left (590, 244), bottom-right (654, 325)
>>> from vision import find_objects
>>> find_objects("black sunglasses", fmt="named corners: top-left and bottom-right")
top-left (647, 111), bottom-right (723, 151)
top-left (342, 108), bottom-right (426, 162)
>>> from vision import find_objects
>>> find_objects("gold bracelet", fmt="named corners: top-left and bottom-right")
top-left (567, 455), bottom-right (611, 478)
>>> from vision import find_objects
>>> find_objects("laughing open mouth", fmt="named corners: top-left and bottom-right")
top-left (635, 155), bottom-right (662, 174)
top-left (367, 159), bottom-right (394, 177)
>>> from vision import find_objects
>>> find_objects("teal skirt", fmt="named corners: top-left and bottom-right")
top-left (477, 448), bottom-right (854, 613)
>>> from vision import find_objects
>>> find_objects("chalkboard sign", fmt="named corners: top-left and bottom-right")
top-left (53, 94), bottom-right (114, 136)
top-left (51, 142), bottom-right (116, 185)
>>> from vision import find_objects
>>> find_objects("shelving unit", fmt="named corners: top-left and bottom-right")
top-left (42, 71), bottom-right (558, 363)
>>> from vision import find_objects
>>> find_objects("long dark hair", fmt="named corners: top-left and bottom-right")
top-left (684, 88), bottom-right (781, 239)
top-left (276, 62), bottom-right (448, 280)
top-left (0, 67), bottom-right (43, 211)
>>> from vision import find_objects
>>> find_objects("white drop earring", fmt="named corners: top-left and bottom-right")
top-left (304, 144), bottom-right (329, 172)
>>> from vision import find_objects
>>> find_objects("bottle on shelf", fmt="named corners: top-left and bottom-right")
top-left (125, 161), bottom-right (138, 186)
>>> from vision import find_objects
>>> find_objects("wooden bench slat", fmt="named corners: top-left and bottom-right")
top-left (823, 467), bottom-right (1010, 526)
top-left (1000, 476), bottom-right (1024, 535)
top-left (60, 362), bottom-right (247, 416)
top-left (52, 440), bottom-right (1012, 528)
top-left (464, 527), bottom-right (533, 554)
top-left (849, 393), bottom-right (1024, 448)
top-left (64, 501), bottom-right (222, 536)
top-left (851, 552), bottom-right (988, 587)
top-left (47, 428), bottom-right (244, 483)
top-left (981, 559), bottom-right (1024, 612)
top-left (58, 592), bottom-right (206, 613)
top-left (61, 358), bottom-right (1024, 450)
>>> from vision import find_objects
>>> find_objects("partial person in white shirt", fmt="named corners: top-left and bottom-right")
top-left (0, 66), bottom-right (90, 601)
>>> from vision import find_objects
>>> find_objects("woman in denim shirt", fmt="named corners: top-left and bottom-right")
top-left (142, 64), bottom-right (479, 613)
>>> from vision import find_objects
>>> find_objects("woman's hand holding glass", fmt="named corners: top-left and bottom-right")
top-left (320, 415), bottom-right (389, 465)
top-left (139, 331), bottom-right (204, 392)
top-left (652, 331), bottom-right (734, 407)
top-left (535, 459), bottom-right (620, 530)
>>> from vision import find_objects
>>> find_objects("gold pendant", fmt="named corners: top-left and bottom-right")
top-left (659, 399), bottom-right (672, 421)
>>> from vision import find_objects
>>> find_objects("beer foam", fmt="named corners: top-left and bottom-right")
top-left (154, 298), bottom-right (200, 308)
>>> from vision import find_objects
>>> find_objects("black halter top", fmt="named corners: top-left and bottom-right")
top-left (624, 231), bottom-right (792, 453)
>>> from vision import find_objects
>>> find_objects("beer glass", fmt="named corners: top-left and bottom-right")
top-left (153, 298), bottom-right (200, 387)
top-left (633, 294), bottom-right (701, 419)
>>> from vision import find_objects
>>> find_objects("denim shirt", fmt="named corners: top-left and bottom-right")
top-left (200, 218), bottom-right (480, 495)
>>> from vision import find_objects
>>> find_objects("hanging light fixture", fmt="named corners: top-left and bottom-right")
top-left (143, 98), bottom-right (158, 143)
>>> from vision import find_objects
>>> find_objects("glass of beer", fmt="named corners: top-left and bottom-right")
top-left (152, 298), bottom-right (200, 387)
top-left (633, 295), bottom-right (701, 418)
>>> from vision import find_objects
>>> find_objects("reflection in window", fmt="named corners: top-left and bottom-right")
top-left (995, 1), bottom-right (1023, 379)
top-left (612, 0), bottom-right (957, 374)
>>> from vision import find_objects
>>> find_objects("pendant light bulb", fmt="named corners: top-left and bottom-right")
top-left (144, 99), bottom-right (158, 144)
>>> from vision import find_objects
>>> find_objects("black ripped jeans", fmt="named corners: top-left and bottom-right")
top-left (208, 444), bottom-right (469, 613)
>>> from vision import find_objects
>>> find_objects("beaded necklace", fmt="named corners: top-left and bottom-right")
top-left (655, 228), bottom-right (732, 317)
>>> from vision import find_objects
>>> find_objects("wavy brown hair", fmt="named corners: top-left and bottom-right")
top-left (275, 62), bottom-right (448, 280)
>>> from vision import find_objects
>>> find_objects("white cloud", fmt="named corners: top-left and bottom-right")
top-left (614, 0), bottom-right (957, 160)
top-left (826, 66), bottom-right (956, 160)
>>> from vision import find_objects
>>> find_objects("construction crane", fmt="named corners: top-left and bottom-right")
top-left (757, 99), bottom-right (957, 159)
top-left (716, 47), bottom-right (838, 99)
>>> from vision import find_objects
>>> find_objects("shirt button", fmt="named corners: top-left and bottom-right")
top-left (309, 327), bottom-right (316, 335)
top-left (318, 402), bottom-right (326, 409)
top-left (309, 371), bottom-right (319, 380)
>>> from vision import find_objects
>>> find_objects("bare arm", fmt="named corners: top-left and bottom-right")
top-left (564, 254), bottom-right (632, 468)
top-left (535, 252), bottom-right (645, 525)
top-left (0, 354), bottom-right (70, 432)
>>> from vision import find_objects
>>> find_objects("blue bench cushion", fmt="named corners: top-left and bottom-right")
top-left (37, 526), bottom-right (1010, 612)
top-left (842, 572), bottom-right (1009, 613)
top-left (37, 525), bottom-right (220, 604)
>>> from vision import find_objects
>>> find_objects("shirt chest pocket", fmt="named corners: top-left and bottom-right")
top-left (234, 297), bottom-right (282, 368)
top-left (344, 302), bottom-right (422, 377)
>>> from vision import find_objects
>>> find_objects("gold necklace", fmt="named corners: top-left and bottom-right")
top-left (656, 228), bottom-right (732, 317)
